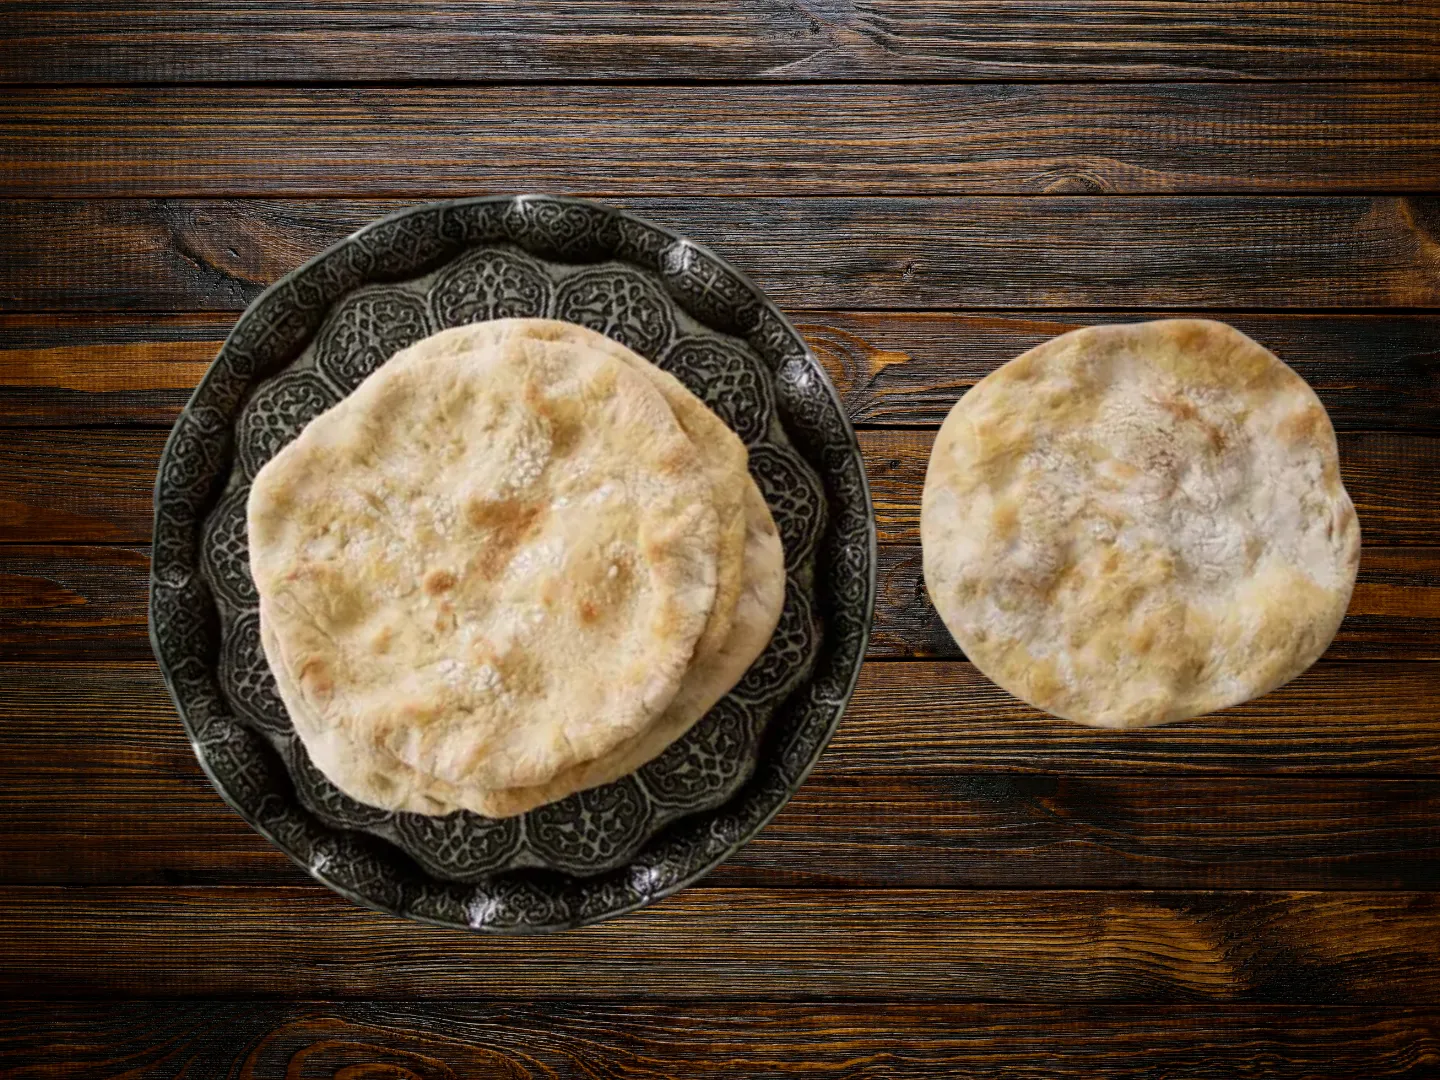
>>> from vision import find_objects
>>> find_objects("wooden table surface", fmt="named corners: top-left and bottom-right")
top-left (4, 3), bottom-right (1440, 1075)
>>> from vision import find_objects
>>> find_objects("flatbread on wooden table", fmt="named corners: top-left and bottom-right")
top-left (921, 319), bottom-right (1360, 730)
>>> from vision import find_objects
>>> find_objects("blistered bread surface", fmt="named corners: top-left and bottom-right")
top-left (921, 319), bottom-right (1361, 729)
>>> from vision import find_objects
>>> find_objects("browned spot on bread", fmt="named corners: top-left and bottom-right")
top-left (466, 498), bottom-right (545, 579)
top-left (395, 700), bottom-right (441, 735)
top-left (423, 568), bottom-right (456, 595)
top-left (496, 646), bottom-right (544, 700)
top-left (1006, 353), bottom-right (1040, 382)
top-left (370, 625), bottom-right (394, 654)
top-left (526, 385), bottom-right (585, 455)
top-left (588, 363), bottom-right (618, 398)
top-left (574, 550), bottom-right (633, 629)
top-left (1131, 622), bottom-right (1156, 655)
top-left (1044, 560), bottom-right (1081, 604)
top-left (366, 771), bottom-right (396, 795)
top-left (1279, 406), bottom-right (1325, 444)
top-left (1025, 657), bottom-right (1063, 703)
top-left (659, 444), bottom-right (694, 475)
top-left (467, 497), bottom-right (543, 534)
top-left (1158, 395), bottom-right (1227, 452)
top-left (991, 500), bottom-right (1019, 542)
top-left (548, 408), bottom-right (583, 455)
top-left (298, 657), bottom-right (333, 699)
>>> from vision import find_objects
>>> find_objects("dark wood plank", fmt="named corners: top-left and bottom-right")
top-left (6, 311), bottom-right (1438, 432)
top-left (4, 660), bottom-right (1440, 889)
top-left (4, 2), bottom-right (1438, 82)
top-left (840, 661), bottom-right (1440, 776)
top-left (4, 1001), bottom-right (1438, 1079)
top-left (4, 197), bottom-right (1439, 311)
top-left (8, 85), bottom-right (1440, 197)
top-left (0, 780), bottom-right (297, 888)
top-left (861, 428), bottom-right (1440, 547)
top-left (806, 311), bottom-right (1440, 431)
top-left (3, 544), bottom-right (1437, 662)
top-left (724, 776), bottom-right (1440, 890)
top-left (3, 886), bottom-right (1438, 1001)
top-left (12, 659), bottom-right (1440, 782)
top-left (3, 428), bottom-right (1436, 546)
top-left (0, 546), bottom-right (151, 661)
top-left (0, 431), bottom-right (160, 543)
top-left (875, 545), bottom-right (1440, 661)
top-left (7, 702), bottom-right (1440, 889)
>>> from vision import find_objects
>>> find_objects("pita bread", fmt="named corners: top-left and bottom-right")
top-left (451, 319), bottom-right (750, 663)
top-left (457, 478), bottom-right (783, 817)
top-left (249, 326), bottom-right (720, 794)
top-left (921, 319), bottom-right (1360, 729)
top-left (276, 473), bottom-right (784, 817)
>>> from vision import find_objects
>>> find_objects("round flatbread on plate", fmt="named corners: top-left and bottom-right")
top-left (251, 325), bottom-right (722, 800)
top-left (259, 319), bottom-right (785, 819)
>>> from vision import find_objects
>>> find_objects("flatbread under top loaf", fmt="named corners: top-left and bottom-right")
top-left (249, 326), bottom-right (720, 796)
top-left (921, 319), bottom-right (1361, 729)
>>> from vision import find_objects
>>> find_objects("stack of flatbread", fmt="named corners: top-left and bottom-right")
top-left (248, 318), bottom-right (785, 817)
top-left (921, 319), bottom-right (1360, 729)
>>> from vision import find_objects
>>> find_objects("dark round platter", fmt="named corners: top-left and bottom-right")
top-left (150, 195), bottom-right (875, 932)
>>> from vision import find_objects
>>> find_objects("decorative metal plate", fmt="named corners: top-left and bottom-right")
top-left (150, 195), bottom-right (875, 932)
top-left (209, 253), bottom-right (824, 880)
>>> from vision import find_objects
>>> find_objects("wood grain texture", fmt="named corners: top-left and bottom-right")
top-left (2, 427), bottom-right (1436, 545)
top-left (3, 2), bottom-right (1438, 82)
top-left (4, 658), bottom-right (1440, 891)
top-left (6, 311), bottom-right (1438, 431)
top-left (0, 431), bottom-right (160, 543)
top-left (841, 661), bottom-right (1440, 776)
top-left (723, 776), bottom-right (1440, 890)
top-left (874, 545), bottom-right (1440, 661)
top-left (7, 708), bottom-right (1440, 889)
top-left (5, 0), bottom-right (1440, 1058)
top-left (11, 660), bottom-right (1440, 782)
top-left (3, 1001), bottom-right (1437, 1079)
top-left (0, 314), bottom-right (220, 426)
top-left (4, 197), bottom-right (1439, 311)
top-left (7, 85), bottom-right (1440, 197)
top-left (4, 886), bottom-right (1440, 1002)
top-left (0, 546), bottom-right (151, 661)
top-left (3, 544), bottom-right (1437, 661)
